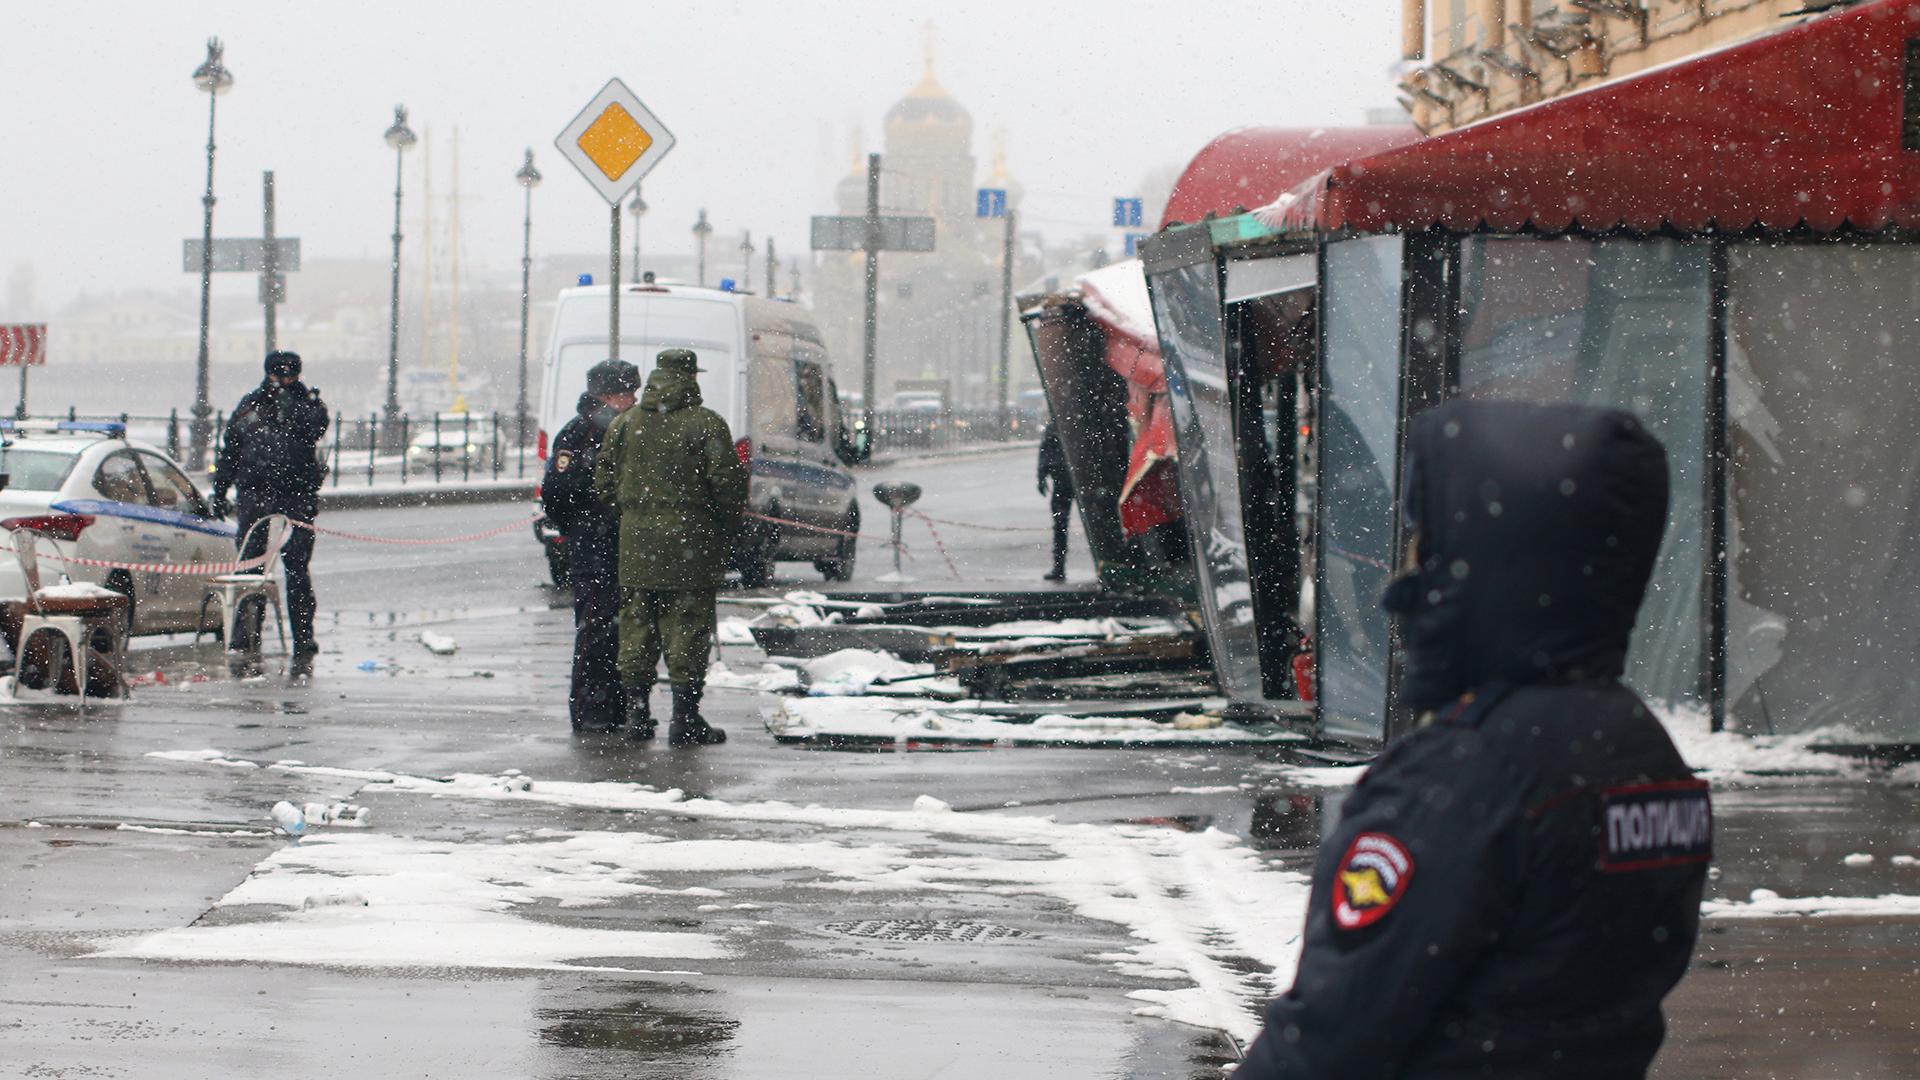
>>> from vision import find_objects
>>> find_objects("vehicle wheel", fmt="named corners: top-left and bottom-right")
top-left (737, 517), bottom-right (778, 588)
top-left (816, 513), bottom-right (858, 583)
top-left (546, 544), bottom-right (571, 589)
top-left (104, 571), bottom-right (136, 640)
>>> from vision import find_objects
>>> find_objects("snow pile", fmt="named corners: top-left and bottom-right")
top-left (800, 648), bottom-right (934, 696)
top-left (1653, 704), bottom-right (1869, 781)
top-left (418, 630), bottom-right (457, 655)
top-left (704, 660), bottom-right (801, 693)
top-left (1703, 889), bottom-right (1920, 919)
top-left (770, 697), bottom-right (1303, 748)
top-left (139, 749), bottom-right (1314, 1040)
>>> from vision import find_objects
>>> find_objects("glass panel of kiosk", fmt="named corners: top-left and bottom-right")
top-left (1317, 236), bottom-right (1406, 742)
top-left (1148, 257), bottom-right (1267, 702)
top-left (1454, 237), bottom-right (1710, 709)
top-left (1724, 244), bottom-right (1920, 740)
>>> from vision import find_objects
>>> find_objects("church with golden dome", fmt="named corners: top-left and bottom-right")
top-left (811, 38), bottom-right (1031, 409)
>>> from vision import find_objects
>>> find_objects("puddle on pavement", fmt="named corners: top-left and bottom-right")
top-left (538, 996), bottom-right (738, 1056)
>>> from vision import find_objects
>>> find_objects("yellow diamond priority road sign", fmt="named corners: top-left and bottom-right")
top-left (554, 78), bottom-right (676, 204)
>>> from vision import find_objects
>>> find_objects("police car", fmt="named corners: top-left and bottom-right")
top-left (0, 421), bottom-right (236, 635)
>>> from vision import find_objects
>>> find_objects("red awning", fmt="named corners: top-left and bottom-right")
top-left (1310, 0), bottom-right (1920, 234)
top-left (1161, 126), bottom-right (1421, 229)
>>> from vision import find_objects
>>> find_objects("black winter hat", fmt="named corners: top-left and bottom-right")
top-left (265, 351), bottom-right (302, 379)
top-left (586, 359), bottom-right (641, 395)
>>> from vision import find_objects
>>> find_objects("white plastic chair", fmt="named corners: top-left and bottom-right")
top-left (8, 528), bottom-right (130, 706)
top-left (194, 514), bottom-right (290, 655)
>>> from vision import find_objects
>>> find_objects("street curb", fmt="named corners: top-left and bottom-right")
top-left (317, 482), bottom-right (537, 511)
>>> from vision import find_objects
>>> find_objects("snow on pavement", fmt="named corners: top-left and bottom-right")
top-left (769, 697), bottom-right (1305, 748)
top-left (133, 749), bottom-right (1313, 1041)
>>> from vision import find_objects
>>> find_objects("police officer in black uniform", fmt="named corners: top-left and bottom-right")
top-left (210, 351), bottom-right (330, 665)
top-left (1037, 421), bottom-right (1074, 582)
top-left (1236, 400), bottom-right (1711, 1080)
top-left (542, 359), bottom-right (639, 733)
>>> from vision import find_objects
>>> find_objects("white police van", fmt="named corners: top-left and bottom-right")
top-left (535, 278), bottom-right (866, 588)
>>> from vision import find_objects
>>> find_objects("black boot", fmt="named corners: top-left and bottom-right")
top-left (667, 683), bottom-right (726, 747)
top-left (1043, 559), bottom-right (1066, 583)
top-left (623, 684), bottom-right (657, 741)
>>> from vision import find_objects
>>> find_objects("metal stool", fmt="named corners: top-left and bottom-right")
top-left (7, 528), bottom-right (130, 707)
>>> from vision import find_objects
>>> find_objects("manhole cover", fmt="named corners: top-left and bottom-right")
top-left (822, 919), bottom-right (1030, 942)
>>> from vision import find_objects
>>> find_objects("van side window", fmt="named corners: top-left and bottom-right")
top-left (751, 339), bottom-right (797, 444)
top-left (795, 361), bottom-right (826, 442)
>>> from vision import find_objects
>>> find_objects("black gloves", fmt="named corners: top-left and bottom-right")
top-left (210, 492), bottom-right (231, 520)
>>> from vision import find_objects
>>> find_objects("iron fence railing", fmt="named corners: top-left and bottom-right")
top-left (22, 403), bottom-right (1045, 487)
top-left (867, 407), bottom-right (1044, 457)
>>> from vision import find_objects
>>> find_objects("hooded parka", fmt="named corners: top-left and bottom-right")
top-left (591, 365), bottom-right (748, 590)
top-left (1237, 400), bottom-right (1711, 1080)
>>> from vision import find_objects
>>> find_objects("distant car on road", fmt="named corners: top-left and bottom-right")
top-left (406, 414), bottom-right (501, 474)
top-left (0, 421), bottom-right (236, 636)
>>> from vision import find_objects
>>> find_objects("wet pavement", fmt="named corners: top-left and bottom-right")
top-left (1, 451), bottom-right (1917, 1078)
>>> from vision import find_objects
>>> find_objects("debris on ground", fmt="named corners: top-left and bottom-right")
top-left (419, 631), bottom-right (458, 655)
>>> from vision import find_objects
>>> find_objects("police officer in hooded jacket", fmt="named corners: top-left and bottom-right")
top-left (592, 348), bottom-right (748, 746)
top-left (543, 359), bottom-right (639, 732)
top-left (1236, 400), bottom-right (1711, 1080)
top-left (210, 350), bottom-right (330, 659)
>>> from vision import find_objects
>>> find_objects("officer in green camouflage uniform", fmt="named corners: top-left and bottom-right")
top-left (592, 348), bottom-right (749, 745)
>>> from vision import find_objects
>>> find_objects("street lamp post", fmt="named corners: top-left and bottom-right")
top-left (381, 105), bottom-right (417, 451)
top-left (740, 230), bottom-right (754, 292)
top-left (692, 209), bottom-right (712, 287)
top-left (187, 38), bottom-right (232, 471)
top-left (627, 189), bottom-right (647, 282)
top-left (514, 148), bottom-right (541, 450)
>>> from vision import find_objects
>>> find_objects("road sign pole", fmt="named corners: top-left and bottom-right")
top-left (262, 170), bottom-right (277, 355)
top-left (609, 202), bottom-right (622, 360)
top-left (997, 207), bottom-right (1016, 433)
top-left (15, 349), bottom-right (27, 421)
top-left (861, 152), bottom-right (881, 440)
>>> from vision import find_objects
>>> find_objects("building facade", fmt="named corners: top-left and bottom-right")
top-left (1399, 0), bottom-right (1836, 132)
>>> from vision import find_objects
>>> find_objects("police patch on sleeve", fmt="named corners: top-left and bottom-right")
top-left (554, 451), bottom-right (574, 472)
top-left (1331, 832), bottom-right (1413, 930)
top-left (1599, 779), bottom-right (1712, 872)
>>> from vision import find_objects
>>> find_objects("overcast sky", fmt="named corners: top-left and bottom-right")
top-left (5, 1), bottom-right (1401, 311)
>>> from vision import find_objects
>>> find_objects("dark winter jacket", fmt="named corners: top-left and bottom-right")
top-left (591, 369), bottom-right (748, 591)
top-left (542, 393), bottom-right (621, 541)
top-left (1237, 401), bottom-right (1710, 1080)
top-left (1037, 422), bottom-right (1073, 498)
top-left (212, 380), bottom-right (330, 506)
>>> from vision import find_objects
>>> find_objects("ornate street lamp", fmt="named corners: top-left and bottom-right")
top-left (187, 37), bottom-right (233, 470)
top-left (514, 148), bottom-right (541, 453)
top-left (381, 105), bottom-right (417, 450)
top-left (627, 188), bottom-right (647, 283)
top-left (692, 208), bottom-right (712, 287)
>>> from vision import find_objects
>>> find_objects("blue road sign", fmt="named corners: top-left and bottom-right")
top-left (976, 188), bottom-right (1007, 219)
top-left (1113, 197), bottom-right (1143, 228)
top-left (1124, 232), bottom-right (1149, 256)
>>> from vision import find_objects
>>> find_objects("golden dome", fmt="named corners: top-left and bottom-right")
top-left (885, 27), bottom-right (971, 135)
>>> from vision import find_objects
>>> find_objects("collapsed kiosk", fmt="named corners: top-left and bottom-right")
top-left (1140, 0), bottom-right (1920, 748)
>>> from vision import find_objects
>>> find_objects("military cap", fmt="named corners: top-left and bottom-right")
top-left (586, 359), bottom-right (641, 395)
top-left (655, 348), bottom-right (704, 374)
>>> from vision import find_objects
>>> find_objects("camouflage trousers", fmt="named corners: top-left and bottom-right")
top-left (617, 587), bottom-right (717, 690)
